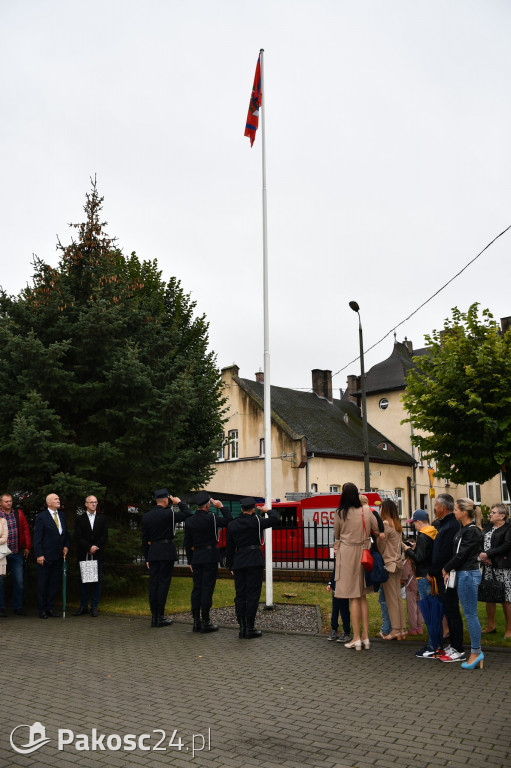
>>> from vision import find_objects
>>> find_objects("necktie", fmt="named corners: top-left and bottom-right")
top-left (53, 512), bottom-right (59, 530)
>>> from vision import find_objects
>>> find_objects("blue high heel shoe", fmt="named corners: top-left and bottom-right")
top-left (461, 652), bottom-right (484, 670)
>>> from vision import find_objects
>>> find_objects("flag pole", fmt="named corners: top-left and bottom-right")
top-left (260, 49), bottom-right (273, 608)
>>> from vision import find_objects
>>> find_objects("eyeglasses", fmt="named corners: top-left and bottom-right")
top-left (86, 501), bottom-right (98, 505)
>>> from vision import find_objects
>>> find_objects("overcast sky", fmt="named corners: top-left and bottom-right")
top-left (1, 0), bottom-right (510, 393)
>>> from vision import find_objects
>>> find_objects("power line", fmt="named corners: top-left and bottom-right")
top-left (331, 222), bottom-right (511, 379)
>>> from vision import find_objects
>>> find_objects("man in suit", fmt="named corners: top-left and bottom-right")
top-left (184, 491), bottom-right (232, 633)
top-left (226, 497), bottom-right (278, 639)
top-left (73, 494), bottom-right (109, 617)
top-left (0, 493), bottom-right (32, 617)
top-left (142, 488), bottom-right (192, 627)
top-left (33, 492), bottom-right (69, 618)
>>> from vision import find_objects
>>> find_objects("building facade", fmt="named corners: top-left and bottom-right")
top-left (205, 365), bottom-right (415, 514)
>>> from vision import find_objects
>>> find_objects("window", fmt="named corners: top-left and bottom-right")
top-left (466, 482), bottom-right (481, 504)
top-left (259, 438), bottom-right (265, 457)
top-left (394, 488), bottom-right (403, 517)
top-left (417, 448), bottom-right (424, 467)
top-left (330, 485), bottom-right (339, 493)
top-left (216, 441), bottom-right (225, 462)
top-left (379, 398), bottom-right (389, 410)
top-left (227, 429), bottom-right (238, 460)
top-left (311, 483), bottom-right (318, 493)
top-left (501, 472), bottom-right (510, 504)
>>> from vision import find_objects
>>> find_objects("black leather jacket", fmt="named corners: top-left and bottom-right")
top-left (443, 523), bottom-right (482, 573)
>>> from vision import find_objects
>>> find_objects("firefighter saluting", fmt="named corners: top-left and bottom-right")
top-left (226, 497), bottom-right (278, 639)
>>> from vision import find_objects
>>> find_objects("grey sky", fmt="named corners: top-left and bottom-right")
top-left (1, 0), bottom-right (510, 392)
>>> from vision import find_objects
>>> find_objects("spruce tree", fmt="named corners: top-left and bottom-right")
top-left (0, 180), bottom-right (225, 516)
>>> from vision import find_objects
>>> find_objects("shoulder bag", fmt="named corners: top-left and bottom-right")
top-left (478, 564), bottom-right (505, 603)
top-left (360, 508), bottom-right (374, 572)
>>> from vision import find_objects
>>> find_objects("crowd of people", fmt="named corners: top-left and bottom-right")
top-left (328, 483), bottom-right (511, 670)
top-left (2, 486), bottom-right (510, 659)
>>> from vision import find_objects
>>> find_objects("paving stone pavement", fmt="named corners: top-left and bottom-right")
top-left (2, 614), bottom-right (510, 768)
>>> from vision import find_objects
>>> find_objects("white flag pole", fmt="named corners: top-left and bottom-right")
top-left (260, 49), bottom-right (273, 609)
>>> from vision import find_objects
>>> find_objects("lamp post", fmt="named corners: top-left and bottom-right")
top-left (349, 300), bottom-right (371, 491)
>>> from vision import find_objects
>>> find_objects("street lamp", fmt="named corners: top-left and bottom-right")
top-left (349, 300), bottom-right (371, 491)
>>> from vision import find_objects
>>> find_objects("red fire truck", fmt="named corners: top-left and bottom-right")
top-left (266, 493), bottom-right (383, 563)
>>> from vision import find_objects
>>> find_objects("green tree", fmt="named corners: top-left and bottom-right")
top-left (402, 304), bottom-right (511, 493)
top-left (0, 180), bottom-right (226, 515)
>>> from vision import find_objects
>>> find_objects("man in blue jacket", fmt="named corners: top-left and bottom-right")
top-left (33, 493), bottom-right (69, 618)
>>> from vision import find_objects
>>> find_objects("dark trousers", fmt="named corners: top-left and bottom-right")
top-left (37, 559), bottom-right (62, 613)
top-left (437, 577), bottom-right (465, 652)
top-left (0, 552), bottom-right (24, 610)
top-left (79, 560), bottom-right (104, 610)
top-left (234, 566), bottom-right (264, 618)
top-left (148, 560), bottom-right (174, 614)
top-left (331, 596), bottom-right (351, 634)
top-left (191, 563), bottom-right (218, 615)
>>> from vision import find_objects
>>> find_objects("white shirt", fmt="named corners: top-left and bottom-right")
top-left (87, 512), bottom-right (96, 530)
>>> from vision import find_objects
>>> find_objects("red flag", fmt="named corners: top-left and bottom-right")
top-left (244, 54), bottom-right (262, 147)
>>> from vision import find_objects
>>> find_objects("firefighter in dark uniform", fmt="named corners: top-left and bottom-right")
top-left (142, 488), bottom-right (192, 627)
top-left (184, 490), bottom-right (232, 633)
top-left (226, 497), bottom-right (278, 639)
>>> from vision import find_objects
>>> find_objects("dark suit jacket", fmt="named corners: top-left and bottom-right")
top-left (184, 506), bottom-right (233, 565)
top-left (142, 502), bottom-right (192, 562)
top-left (33, 509), bottom-right (70, 561)
top-left (75, 513), bottom-right (109, 561)
top-left (226, 510), bottom-right (279, 570)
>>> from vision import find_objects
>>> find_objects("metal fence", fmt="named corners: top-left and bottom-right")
top-left (174, 521), bottom-right (417, 571)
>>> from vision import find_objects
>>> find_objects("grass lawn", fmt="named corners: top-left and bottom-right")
top-left (98, 574), bottom-right (511, 648)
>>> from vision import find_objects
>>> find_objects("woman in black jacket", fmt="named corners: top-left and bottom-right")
top-left (442, 498), bottom-right (483, 669)
top-left (480, 504), bottom-right (511, 638)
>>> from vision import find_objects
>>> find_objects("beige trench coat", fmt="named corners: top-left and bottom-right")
top-left (333, 505), bottom-right (379, 598)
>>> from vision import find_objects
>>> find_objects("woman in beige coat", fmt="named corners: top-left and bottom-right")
top-left (378, 499), bottom-right (406, 639)
top-left (334, 482), bottom-right (379, 650)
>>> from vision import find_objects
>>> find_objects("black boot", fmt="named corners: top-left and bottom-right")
top-left (246, 616), bottom-right (262, 639)
top-left (157, 616), bottom-right (173, 627)
top-left (151, 613), bottom-right (157, 627)
top-left (238, 616), bottom-right (247, 639)
top-left (192, 610), bottom-right (202, 633)
top-left (201, 612), bottom-right (219, 633)
top-left (156, 607), bottom-right (173, 627)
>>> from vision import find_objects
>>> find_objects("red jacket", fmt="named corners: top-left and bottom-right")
top-left (0, 509), bottom-right (32, 552)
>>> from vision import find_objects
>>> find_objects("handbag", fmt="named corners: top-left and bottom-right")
top-left (365, 548), bottom-right (389, 588)
top-left (446, 535), bottom-right (462, 589)
top-left (478, 565), bottom-right (505, 603)
top-left (0, 542), bottom-right (11, 559)
top-left (79, 554), bottom-right (99, 583)
top-left (360, 510), bottom-right (374, 572)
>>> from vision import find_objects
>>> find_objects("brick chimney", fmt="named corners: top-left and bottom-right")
top-left (255, 370), bottom-right (264, 383)
top-left (312, 369), bottom-right (333, 403)
top-left (403, 337), bottom-right (413, 356)
top-left (346, 374), bottom-right (360, 406)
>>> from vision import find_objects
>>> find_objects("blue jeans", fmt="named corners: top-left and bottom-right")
top-left (456, 569), bottom-right (482, 654)
top-left (379, 586), bottom-right (391, 634)
top-left (417, 577), bottom-right (433, 647)
top-left (0, 552), bottom-right (24, 610)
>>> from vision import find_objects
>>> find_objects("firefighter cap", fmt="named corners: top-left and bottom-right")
top-left (193, 491), bottom-right (211, 506)
top-left (240, 497), bottom-right (257, 510)
top-left (154, 488), bottom-right (170, 499)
